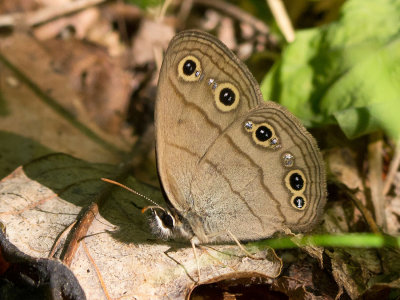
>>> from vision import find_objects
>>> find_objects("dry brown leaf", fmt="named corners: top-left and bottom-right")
top-left (326, 147), bottom-right (371, 229)
top-left (43, 38), bottom-right (133, 134)
top-left (131, 19), bottom-right (175, 66)
top-left (0, 160), bottom-right (282, 299)
top-left (386, 172), bottom-right (400, 234)
top-left (0, 0), bottom-right (38, 14)
top-left (0, 32), bottom-right (133, 158)
top-left (33, 7), bottom-right (101, 40)
top-left (327, 248), bottom-right (384, 299)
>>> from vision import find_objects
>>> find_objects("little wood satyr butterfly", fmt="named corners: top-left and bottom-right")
top-left (151, 30), bottom-right (326, 244)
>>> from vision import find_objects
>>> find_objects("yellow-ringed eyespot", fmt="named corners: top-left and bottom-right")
top-left (291, 195), bottom-right (307, 210)
top-left (213, 82), bottom-right (240, 112)
top-left (177, 55), bottom-right (202, 82)
top-left (285, 169), bottom-right (306, 193)
top-left (244, 121), bottom-right (279, 149)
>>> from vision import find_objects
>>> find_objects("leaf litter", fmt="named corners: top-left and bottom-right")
top-left (0, 0), bottom-right (400, 299)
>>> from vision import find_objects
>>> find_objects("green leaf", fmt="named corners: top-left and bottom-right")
top-left (260, 0), bottom-right (400, 140)
top-left (125, 0), bottom-right (162, 10)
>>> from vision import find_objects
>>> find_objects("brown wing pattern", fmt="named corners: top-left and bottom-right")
top-left (188, 102), bottom-right (326, 242)
top-left (155, 30), bottom-right (264, 213)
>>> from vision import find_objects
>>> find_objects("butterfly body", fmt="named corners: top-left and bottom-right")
top-left (155, 30), bottom-right (326, 243)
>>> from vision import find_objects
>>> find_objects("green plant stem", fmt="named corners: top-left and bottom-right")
top-left (250, 233), bottom-right (400, 250)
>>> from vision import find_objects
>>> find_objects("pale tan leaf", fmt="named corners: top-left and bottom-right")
top-left (0, 156), bottom-right (282, 299)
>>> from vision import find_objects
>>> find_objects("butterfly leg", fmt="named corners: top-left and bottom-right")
top-left (190, 237), bottom-right (201, 282)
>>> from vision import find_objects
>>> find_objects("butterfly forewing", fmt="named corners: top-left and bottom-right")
top-left (155, 30), bottom-right (263, 214)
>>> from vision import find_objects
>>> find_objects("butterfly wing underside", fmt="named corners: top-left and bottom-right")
top-left (189, 102), bottom-right (326, 242)
top-left (155, 30), bottom-right (263, 215)
top-left (156, 30), bottom-right (326, 243)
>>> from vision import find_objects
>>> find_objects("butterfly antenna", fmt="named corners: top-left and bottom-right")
top-left (101, 178), bottom-right (166, 213)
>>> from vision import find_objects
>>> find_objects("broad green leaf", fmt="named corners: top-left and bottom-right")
top-left (261, 0), bottom-right (400, 140)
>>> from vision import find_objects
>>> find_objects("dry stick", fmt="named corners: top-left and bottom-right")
top-left (61, 202), bottom-right (99, 266)
top-left (191, 239), bottom-right (201, 282)
top-left (383, 140), bottom-right (400, 195)
top-left (330, 177), bottom-right (380, 234)
top-left (199, 246), bottom-right (239, 272)
top-left (157, 0), bottom-right (173, 22)
top-left (163, 251), bottom-right (197, 283)
top-left (48, 221), bottom-right (76, 258)
top-left (153, 0), bottom-right (172, 72)
top-left (0, 0), bottom-right (107, 28)
top-left (177, 0), bottom-right (194, 28)
top-left (60, 168), bottom-right (129, 266)
top-left (368, 132), bottom-right (387, 231)
top-left (194, 0), bottom-right (270, 35)
top-left (227, 230), bottom-right (263, 260)
top-left (266, 0), bottom-right (295, 42)
top-left (345, 184), bottom-right (381, 234)
top-left (153, 46), bottom-right (163, 74)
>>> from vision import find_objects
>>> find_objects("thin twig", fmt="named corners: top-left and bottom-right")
top-left (194, 0), bottom-right (270, 35)
top-left (383, 140), bottom-right (400, 195)
top-left (157, 0), bottom-right (173, 22)
top-left (344, 184), bottom-right (380, 234)
top-left (152, 0), bottom-right (172, 75)
top-left (177, 0), bottom-right (194, 29)
top-left (368, 132), bottom-right (387, 231)
top-left (153, 45), bottom-right (163, 74)
top-left (48, 221), bottom-right (76, 258)
top-left (227, 230), bottom-right (263, 260)
top-left (0, 0), bottom-right (107, 28)
top-left (61, 202), bottom-right (99, 266)
top-left (266, 0), bottom-right (295, 42)
top-left (82, 241), bottom-right (112, 300)
top-left (199, 246), bottom-right (239, 272)
top-left (191, 239), bottom-right (201, 282)
top-left (163, 250), bottom-right (197, 283)
top-left (329, 177), bottom-right (380, 234)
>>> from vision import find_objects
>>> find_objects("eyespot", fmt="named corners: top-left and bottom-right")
top-left (285, 170), bottom-right (307, 210)
top-left (177, 55), bottom-right (202, 81)
top-left (214, 83), bottom-right (240, 112)
top-left (243, 121), bottom-right (279, 149)
top-left (285, 169), bottom-right (306, 193)
top-left (289, 172), bottom-right (304, 191)
top-left (291, 195), bottom-right (306, 210)
top-left (183, 60), bottom-right (196, 75)
top-left (256, 126), bottom-right (272, 141)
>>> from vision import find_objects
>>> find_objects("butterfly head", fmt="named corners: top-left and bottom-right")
top-left (149, 207), bottom-right (194, 241)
